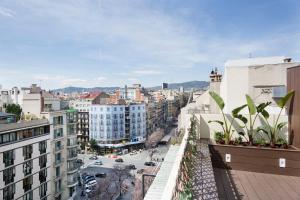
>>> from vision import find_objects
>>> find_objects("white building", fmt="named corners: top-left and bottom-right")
top-left (0, 119), bottom-right (51, 200)
top-left (220, 56), bottom-right (300, 114)
top-left (89, 103), bottom-right (146, 152)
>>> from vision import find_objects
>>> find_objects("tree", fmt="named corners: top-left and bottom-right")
top-left (112, 164), bottom-right (131, 197)
top-left (89, 139), bottom-right (98, 153)
top-left (5, 103), bottom-right (22, 120)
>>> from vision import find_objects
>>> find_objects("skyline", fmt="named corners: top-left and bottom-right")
top-left (1, 0), bottom-right (300, 89)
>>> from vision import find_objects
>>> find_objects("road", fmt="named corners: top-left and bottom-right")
top-left (75, 127), bottom-right (177, 199)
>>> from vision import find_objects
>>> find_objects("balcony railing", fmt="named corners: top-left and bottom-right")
top-left (54, 158), bottom-right (64, 166)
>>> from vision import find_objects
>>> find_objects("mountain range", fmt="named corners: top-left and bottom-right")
top-left (52, 80), bottom-right (209, 94)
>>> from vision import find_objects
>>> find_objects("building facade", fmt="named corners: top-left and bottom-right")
top-left (89, 103), bottom-right (146, 154)
top-left (0, 119), bottom-right (51, 200)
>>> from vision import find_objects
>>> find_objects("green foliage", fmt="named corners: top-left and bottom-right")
top-left (234, 136), bottom-right (243, 145)
top-left (277, 138), bottom-right (287, 145)
top-left (89, 139), bottom-right (98, 152)
top-left (180, 182), bottom-right (193, 200)
top-left (5, 104), bottom-right (22, 120)
top-left (255, 138), bottom-right (266, 146)
top-left (233, 95), bottom-right (271, 145)
top-left (246, 95), bottom-right (257, 115)
top-left (258, 91), bottom-right (294, 146)
top-left (214, 132), bottom-right (224, 143)
top-left (277, 91), bottom-right (295, 108)
top-left (209, 91), bottom-right (224, 110)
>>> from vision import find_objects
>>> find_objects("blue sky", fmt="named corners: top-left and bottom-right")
top-left (0, 0), bottom-right (300, 89)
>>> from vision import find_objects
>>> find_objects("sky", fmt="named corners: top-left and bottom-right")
top-left (0, 0), bottom-right (300, 89)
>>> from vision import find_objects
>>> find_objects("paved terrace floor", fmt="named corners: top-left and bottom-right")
top-left (214, 168), bottom-right (300, 200)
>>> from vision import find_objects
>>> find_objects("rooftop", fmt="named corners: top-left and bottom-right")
top-left (225, 56), bottom-right (292, 68)
top-left (0, 119), bottom-right (49, 132)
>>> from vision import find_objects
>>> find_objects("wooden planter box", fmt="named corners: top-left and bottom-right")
top-left (209, 144), bottom-right (300, 177)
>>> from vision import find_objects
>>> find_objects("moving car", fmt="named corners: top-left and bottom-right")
top-left (94, 160), bottom-right (102, 165)
top-left (95, 173), bottom-right (107, 178)
top-left (115, 158), bottom-right (124, 162)
top-left (144, 161), bottom-right (156, 166)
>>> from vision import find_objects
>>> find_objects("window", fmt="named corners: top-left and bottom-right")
top-left (3, 150), bottom-right (14, 167)
top-left (107, 107), bottom-right (110, 111)
top-left (40, 182), bottom-right (47, 198)
top-left (56, 166), bottom-right (60, 177)
top-left (3, 167), bottom-right (15, 185)
top-left (54, 128), bottom-right (63, 138)
top-left (23, 160), bottom-right (33, 176)
top-left (114, 114), bottom-right (117, 119)
top-left (119, 114), bottom-right (124, 118)
top-left (55, 141), bottom-right (62, 151)
top-left (39, 140), bottom-right (47, 154)
top-left (0, 132), bottom-right (17, 144)
top-left (23, 145), bottom-right (33, 160)
top-left (55, 153), bottom-right (62, 165)
top-left (55, 180), bottom-right (62, 193)
top-left (23, 176), bottom-right (33, 192)
top-left (114, 107), bottom-right (117, 111)
top-left (106, 114), bottom-right (110, 119)
top-left (39, 169), bottom-right (47, 183)
top-left (23, 191), bottom-right (33, 200)
top-left (3, 184), bottom-right (15, 200)
top-left (53, 116), bottom-right (63, 126)
top-left (138, 106), bottom-right (140, 110)
top-left (39, 155), bottom-right (47, 169)
top-left (120, 107), bottom-right (123, 111)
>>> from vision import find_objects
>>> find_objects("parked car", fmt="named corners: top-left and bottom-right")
top-left (115, 158), bottom-right (124, 162)
top-left (89, 156), bottom-right (98, 160)
top-left (117, 152), bottom-right (123, 155)
top-left (144, 161), bottom-right (156, 166)
top-left (76, 159), bottom-right (83, 163)
top-left (112, 154), bottom-right (118, 158)
top-left (126, 164), bottom-right (136, 170)
top-left (95, 173), bottom-right (107, 178)
top-left (84, 176), bottom-right (95, 183)
top-left (85, 180), bottom-right (97, 187)
top-left (94, 160), bottom-right (102, 165)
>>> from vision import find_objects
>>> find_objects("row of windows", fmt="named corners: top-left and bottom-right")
top-left (0, 126), bottom-right (49, 145)
top-left (90, 114), bottom-right (124, 120)
top-left (90, 105), bottom-right (145, 112)
top-left (3, 172), bottom-right (48, 200)
top-left (2, 142), bottom-right (48, 169)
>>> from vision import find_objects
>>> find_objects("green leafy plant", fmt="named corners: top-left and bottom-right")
top-left (208, 91), bottom-right (244, 144)
top-left (214, 131), bottom-right (225, 143)
top-left (255, 138), bottom-right (266, 147)
top-left (232, 95), bottom-right (271, 145)
top-left (257, 91), bottom-right (295, 146)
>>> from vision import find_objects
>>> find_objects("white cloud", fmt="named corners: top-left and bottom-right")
top-left (0, 6), bottom-right (15, 18)
top-left (132, 70), bottom-right (163, 75)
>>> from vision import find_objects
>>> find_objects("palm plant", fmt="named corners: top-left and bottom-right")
top-left (208, 91), bottom-right (244, 144)
top-left (257, 91), bottom-right (295, 146)
top-left (232, 95), bottom-right (271, 145)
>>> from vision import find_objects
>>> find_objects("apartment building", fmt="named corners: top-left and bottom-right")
top-left (41, 109), bottom-right (79, 200)
top-left (0, 119), bottom-right (51, 200)
top-left (0, 86), bottom-right (13, 112)
top-left (89, 103), bottom-right (146, 154)
top-left (70, 92), bottom-right (110, 146)
top-left (220, 56), bottom-right (300, 114)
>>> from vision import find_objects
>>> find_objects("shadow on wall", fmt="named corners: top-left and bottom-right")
top-left (200, 115), bottom-right (211, 139)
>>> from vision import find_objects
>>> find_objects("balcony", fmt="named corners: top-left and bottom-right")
top-left (54, 158), bottom-right (64, 166)
top-left (55, 145), bottom-right (64, 152)
top-left (67, 178), bottom-right (78, 187)
top-left (67, 154), bottom-right (77, 161)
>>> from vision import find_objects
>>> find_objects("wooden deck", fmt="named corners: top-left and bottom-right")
top-left (214, 169), bottom-right (300, 200)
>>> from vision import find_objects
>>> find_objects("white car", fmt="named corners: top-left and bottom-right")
top-left (94, 160), bottom-right (102, 165)
top-left (85, 180), bottom-right (97, 187)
